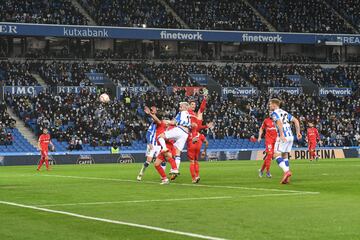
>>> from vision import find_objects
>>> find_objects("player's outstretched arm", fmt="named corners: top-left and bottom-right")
top-left (292, 117), bottom-right (302, 140)
top-left (201, 138), bottom-right (209, 158)
top-left (144, 106), bottom-right (161, 124)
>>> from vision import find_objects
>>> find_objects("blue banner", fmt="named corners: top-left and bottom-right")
top-left (287, 75), bottom-right (301, 83)
top-left (116, 86), bottom-right (157, 99)
top-left (2, 22), bottom-right (360, 44)
top-left (57, 86), bottom-right (97, 94)
top-left (222, 87), bottom-right (258, 97)
top-left (319, 87), bottom-right (352, 96)
top-left (269, 87), bottom-right (303, 95)
top-left (85, 73), bottom-right (106, 84)
top-left (3, 86), bottom-right (45, 96)
top-left (189, 74), bottom-right (208, 85)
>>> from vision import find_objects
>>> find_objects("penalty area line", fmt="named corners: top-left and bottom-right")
top-left (39, 174), bottom-right (320, 194)
top-left (0, 200), bottom-right (227, 240)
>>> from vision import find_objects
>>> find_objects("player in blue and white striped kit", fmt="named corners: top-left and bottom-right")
top-left (137, 107), bottom-right (162, 181)
top-left (269, 98), bottom-right (302, 184)
top-left (157, 102), bottom-right (191, 172)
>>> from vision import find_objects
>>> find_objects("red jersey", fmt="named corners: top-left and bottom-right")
top-left (261, 118), bottom-right (277, 141)
top-left (155, 122), bottom-right (166, 139)
top-left (39, 133), bottom-right (51, 151)
top-left (187, 133), bottom-right (206, 151)
top-left (307, 127), bottom-right (320, 142)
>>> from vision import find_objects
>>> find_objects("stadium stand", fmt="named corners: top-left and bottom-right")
top-left (0, 61), bottom-right (39, 86)
top-left (80, 0), bottom-right (181, 28)
top-left (167, 0), bottom-right (268, 31)
top-left (327, 0), bottom-right (360, 31)
top-left (0, 0), bottom-right (88, 25)
top-left (252, 0), bottom-right (354, 33)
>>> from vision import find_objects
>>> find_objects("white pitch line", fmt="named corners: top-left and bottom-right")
top-left (0, 200), bottom-right (227, 240)
top-left (37, 192), bottom-right (319, 208)
top-left (37, 196), bottom-right (232, 207)
top-left (40, 174), bottom-right (320, 194)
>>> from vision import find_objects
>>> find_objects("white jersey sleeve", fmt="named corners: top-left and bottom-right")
top-left (174, 111), bottom-right (191, 128)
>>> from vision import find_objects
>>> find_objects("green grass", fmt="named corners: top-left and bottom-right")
top-left (1, 158), bottom-right (360, 240)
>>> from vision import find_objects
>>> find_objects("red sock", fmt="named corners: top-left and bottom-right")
top-left (37, 159), bottom-right (44, 170)
top-left (195, 161), bottom-right (200, 177)
top-left (190, 162), bottom-right (196, 180)
top-left (168, 157), bottom-right (178, 171)
top-left (260, 161), bottom-right (266, 172)
top-left (265, 153), bottom-right (273, 172)
top-left (45, 159), bottom-right (49, 169)
top-left (155, 165), bottom-right (167, 179)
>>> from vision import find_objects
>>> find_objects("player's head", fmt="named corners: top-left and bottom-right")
top-left (43, 128), bottom-right (48, 134)
top-left (268, 98), bottom-right (281, 111)
top-left (179, 102), bottom-right (189, 111)
top-left (150, 106), bottom-right (157, 114)
top-left (308, 121), bottom-right (314, 127)
top-left (189, 99), bottom-right (196, 111)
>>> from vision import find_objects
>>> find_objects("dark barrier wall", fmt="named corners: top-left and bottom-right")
top-left (0, 148), bottom-right (357, 166)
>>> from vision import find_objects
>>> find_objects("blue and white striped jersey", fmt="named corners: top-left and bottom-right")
top-left (175, 111), bottom-right (191, 128)
top-left (146, 122), bottom-right (158, 145)
top-left (271, 108), bottom-right (293, 137)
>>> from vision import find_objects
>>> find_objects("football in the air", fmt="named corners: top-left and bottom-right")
top-left (99, 93), bottom-right (110, 103)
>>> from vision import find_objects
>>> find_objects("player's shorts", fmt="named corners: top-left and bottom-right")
top-left (187, 148), bottom-right (201, 161)
top-left (145, 145), bottom-right (161, 158)
top-left (164, 127), bottom-right (189, 151)
top-left (40, 150), bottom-right (48, 158)
top-left (308, 141), bottom-right (317, 150)
top-left (265, 140), bottom-right (276, 154)
top-left (157, 143), bottom-right (176, 162)
top-left (275, 136), bottom-right (294, 153)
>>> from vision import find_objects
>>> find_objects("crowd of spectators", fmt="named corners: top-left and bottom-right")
top-left (0, 102), bottom-right (15, 146)
top-left (167, 0), bottom-right (268, 31)
top-left (252, 0), bottom-right (354, 33)
top-left (0, 61), bottom-right (39, 86)
top-left (80, 0), bottom-right (181, 28)
top-left (327, 0), bottom-right (360, 31)
top-left (5, 90), bottom-right (143, 149)
top-left (0, 0), bottom-right (88, 25)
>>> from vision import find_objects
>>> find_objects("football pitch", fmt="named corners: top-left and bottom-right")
top-left (1, 159), bottom-right (359, 240)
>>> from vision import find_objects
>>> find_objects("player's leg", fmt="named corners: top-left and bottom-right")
top-left (189, 159), bottom-right (196, 182)
top-left (172, 131), bottom-right (188, 170)
top-left (194, 160), bottom-right (200, 183)
top-left (275, 139), bottom-right (292, 184)
top-left (165, 152), bottom-right (178, 173)
top-left (44, 154), bottom-right (50, 170)
top-left (154, 157), bottom-right (169, 184)
top-left (37, 155), bottom-right (45, 171)
top-left (157, 133), bottom-right (168, 151)
top-left (308, 142), bottom-right (314, 161)
top-left (137, 156), bottom-right (153, 181)
top-left (265, 142), bottom-right (275, 178)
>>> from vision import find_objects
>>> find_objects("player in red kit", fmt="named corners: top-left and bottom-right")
top-left (37, 128), bottom-right (54, 171)
top-left (189, 90), bottom-right (208, 135)
top-left (306, 121), bottom-right (321, 161)
top-left (257, 117), bottom-right (277, 178)
top-left (143, 106), bottom-right (179, 184)
top-left (187, 132), bottom-right (208, 183)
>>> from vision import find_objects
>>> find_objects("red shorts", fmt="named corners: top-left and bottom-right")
top-left (265, 140), bottom-right (276, 154)
top-left (157, 143), bottom-right (176, 162)
top-left (187, 147), bottom-right (201, 161)
top-left (308, 141), bottom-right (317, 150)
top-left (41, 150), bottom-right (48, 158)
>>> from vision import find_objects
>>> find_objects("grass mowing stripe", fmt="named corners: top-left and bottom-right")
top-left (0, 200), bottom-right (228, 240)
top-left (39, 174), bottom-right (320, 194)
top-left (36, 196), bottom-right (232, 207)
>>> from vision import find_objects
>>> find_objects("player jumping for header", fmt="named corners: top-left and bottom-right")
top-left (269, 98), bottom-right (302, 184)
top-left (157, 102), bottom-right (191, 173)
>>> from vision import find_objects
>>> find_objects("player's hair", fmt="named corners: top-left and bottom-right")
top-left (269, 98), bottom-right (281, 106)
top-left (179, 102), bottom-right (190, 107)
